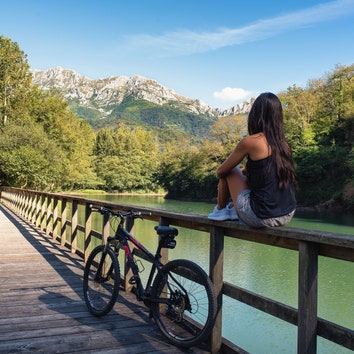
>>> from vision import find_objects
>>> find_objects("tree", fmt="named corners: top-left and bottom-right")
top-left (25, 86), bottom-right (98, 189)
top-left (94, 128), bottom-right (115, 159)
top-left (157, 138), bottom-right (225, 200)
top-left (0, 76), bottom-right (98, 190)
top-left (207, 114), bottom-right (247, 150)
top-left (0, 120), bottom-right (66, 189)
top-left (278, 64), bottom-right (354, 207)
top-left (279, 84), bottom-right (320, 149)
top-left (94, 124), bottom-right (159, 191)
top-left (0, 36), bottom-right (32, 125)
top-left (315, 64), bottom-right (354, 147)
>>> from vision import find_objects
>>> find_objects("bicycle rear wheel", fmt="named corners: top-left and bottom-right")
top-left (83, 245), bottom-right (120, 316)
top-left (150, 259), bottom-right (217, 348)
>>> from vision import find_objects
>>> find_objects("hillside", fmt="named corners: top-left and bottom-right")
top-left (32, 67), bottom-right (252, 137)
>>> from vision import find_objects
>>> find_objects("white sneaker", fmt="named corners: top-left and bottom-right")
top-left (208, 205), bottom-right (230, 221)
top-left (227, 202), bottom-right (239, 220)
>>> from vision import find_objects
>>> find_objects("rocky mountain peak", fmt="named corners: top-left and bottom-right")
top-left (31, 67), bottom-right (252, 119)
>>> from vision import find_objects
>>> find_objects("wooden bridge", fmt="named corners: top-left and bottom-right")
top-left (0, 204), bottom-right (211, 354)
top-left (0, 187), bottom-right (353, 354)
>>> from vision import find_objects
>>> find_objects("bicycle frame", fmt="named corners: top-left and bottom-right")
top-left (108, 220), bottom-right (164, 302)
top-left (91, 206), bottom-right (188, 307)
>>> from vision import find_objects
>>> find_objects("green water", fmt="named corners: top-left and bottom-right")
top-left (81, 194), bottom-right (354, 353)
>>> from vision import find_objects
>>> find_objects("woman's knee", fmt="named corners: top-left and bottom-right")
top-left (226, 167), bottom-right (247, 185)
top-left (225, 167), bottom-right (248, 203)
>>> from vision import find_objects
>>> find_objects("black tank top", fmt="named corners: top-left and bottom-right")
top-left (246, 156), bottom-right (296, 219)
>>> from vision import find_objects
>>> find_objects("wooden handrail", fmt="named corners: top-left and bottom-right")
top-left (1, 187), bottom-right (353, 354)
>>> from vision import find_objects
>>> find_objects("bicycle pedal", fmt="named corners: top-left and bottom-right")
top-left (129, 276), bottom-right (139, 285)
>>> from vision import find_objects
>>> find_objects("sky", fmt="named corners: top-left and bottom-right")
top-left (1, 0), bottom-right (354, 109)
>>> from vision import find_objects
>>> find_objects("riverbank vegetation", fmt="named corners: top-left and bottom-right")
top-left (1, 36), bottom-right (353, 209)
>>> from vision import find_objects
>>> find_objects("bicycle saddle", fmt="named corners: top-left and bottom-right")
top-left (154, 225), bottom-right (178, 237)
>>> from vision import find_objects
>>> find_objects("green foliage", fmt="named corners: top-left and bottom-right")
top-left (0, 120), bottom-right (66, 189)
top-left (314, 64), bottom-right (354, 147)
top-left (94, 124), bottom-right (159, 192)
top-left (280, 64), bottom-right (354, 207)
top-left (86, 96), bottom-right (217, 138)
top-left (157, 137), bottom-right (228, 200)
top-left (0, 37), bottom-right (99, 190)
top-left (207, 114), bottom-right (247, 149)
top-left (68, 102), bottom-right (103, 125)
top-left (294, 146), bottom-right (349, 205)
top-left (279, 84), bottom-right (319, 149)
top-left (0, 36), bottom-right (32, 125)
top-left (26, 87), bottom-right (99, 190)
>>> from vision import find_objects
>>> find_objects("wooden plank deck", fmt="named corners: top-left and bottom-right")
top-left (0, 205), bottom-right (211, 354)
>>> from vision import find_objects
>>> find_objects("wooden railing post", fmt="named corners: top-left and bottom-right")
top-left (52, 197), bottom-right (59, 241)
top-left (23, 191), bottom-right (29, 219)
top-left (61, 199), bottom-right (67, 247)
top-left (209, 225), bottom-right (224, 354)
top-left (102, 210), bottom-right (110, 244)
top-left (84, 203), bottom-right (92, 263)
top-left (71, 199), bottom-right (78, 253)
top-left (29, 192), bottom-right (36, 223)
top-left (298, 241), bottom-right (318, 354)
top-left (46, 195), bottom-right (52, 236)
top-left (40, 195), bottom-right (46, 231)
top-left (14, 191), bottom-right (19, 214)
top-left (35, 194), bottom-right (41, 227)
top-left (18, 191), bottom-right (24, 216)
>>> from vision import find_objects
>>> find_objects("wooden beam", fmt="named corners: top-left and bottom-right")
top-left (298, 241), bottom-right (318, 354)
top-left (209, 225), bottom-right (224, 354)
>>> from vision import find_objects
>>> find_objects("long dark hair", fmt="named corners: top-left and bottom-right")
top-left (248, 92), bottom-right (296, 189)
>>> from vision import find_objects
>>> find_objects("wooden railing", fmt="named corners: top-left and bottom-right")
top-left (1, 187), bottom-right (353, 354)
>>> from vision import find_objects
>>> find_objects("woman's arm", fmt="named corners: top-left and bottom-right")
top-left (216, 137), bottom-right (250, 178)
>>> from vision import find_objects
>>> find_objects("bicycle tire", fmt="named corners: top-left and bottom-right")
top-left (150, 259), bottom-right (217, 348)
top-left (83, 245), bottom-right (120, 317)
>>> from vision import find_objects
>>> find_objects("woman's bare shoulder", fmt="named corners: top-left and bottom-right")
top-left (241, 133), bottom-right (266, 145)
top-left (242, 133), bottom-right (270, 159)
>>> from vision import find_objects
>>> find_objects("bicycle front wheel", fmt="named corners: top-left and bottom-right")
top-left (151, 259), bottom-right (217, 348)
top-left (83, 245), bottom-right (120, 317)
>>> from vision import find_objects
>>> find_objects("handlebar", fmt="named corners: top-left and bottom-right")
top-left (89, 204), bottom-right (150, 220)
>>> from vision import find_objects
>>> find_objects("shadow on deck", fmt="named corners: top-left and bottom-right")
top-left (0, 205), bottom-right (211, 354)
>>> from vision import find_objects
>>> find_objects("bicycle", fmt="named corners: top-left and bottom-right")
top-left (83, 205), bottom-right (217, 348)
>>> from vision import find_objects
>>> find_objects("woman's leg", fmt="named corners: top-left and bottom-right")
top-left (209, 167), bottom-right (247, 220)
top-left (216, 166), bottom-right (248, 209)
top-left (225, 167), bottom-right (248, 208)
top-left (217, 177), bottom-right (230, 209)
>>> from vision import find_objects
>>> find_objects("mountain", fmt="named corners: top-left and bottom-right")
top-left (218, 99), bottom-right (254, 117)
top-left (31, 67), bottom-right (251, 137)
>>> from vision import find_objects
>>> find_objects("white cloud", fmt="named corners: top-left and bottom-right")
top-left (121, 0), bottom-right (354, 57)
top-left (213, 87), bottom-right (252, 102)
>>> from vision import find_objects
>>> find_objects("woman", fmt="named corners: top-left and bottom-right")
top-left (208, 92), bottom-right (296, 228)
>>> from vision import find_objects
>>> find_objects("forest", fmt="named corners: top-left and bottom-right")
top-left (1, 36), bottom-right (353, 209)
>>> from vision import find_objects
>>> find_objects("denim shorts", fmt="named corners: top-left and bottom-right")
top-left (236, 189), bottom-right (295, 228)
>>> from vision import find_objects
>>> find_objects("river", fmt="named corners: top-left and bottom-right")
top-left (82, 194), bottom-right (354, 354)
